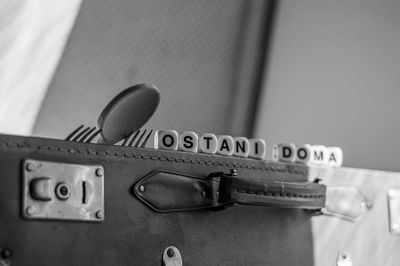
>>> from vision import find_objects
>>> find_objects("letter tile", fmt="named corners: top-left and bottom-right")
top-left (157, 130), bottom-right (179, 151)
top-left (198, 133), bottom-right (218, 154)
top-left (326, 146), bottom-right (343, 167)
top-left (248, 139), bottom-right (266, 160)
top-left (217, 135), bottom-right (234, 156)
top-left (178, 131), bottom-right (198, 153)
top-left (310, 145), bottom-right (329, 165)
top-left (233, 137), bottom-right (250, 157)
top-left (295, 144), bottom-right (312, 164)
top-left (272, 143), bottom-right (296, 163)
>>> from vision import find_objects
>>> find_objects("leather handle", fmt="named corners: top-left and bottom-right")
top-left (219, 175), bottom-right (326, 210)
top-left (134, 170), bottom-right (326, 213)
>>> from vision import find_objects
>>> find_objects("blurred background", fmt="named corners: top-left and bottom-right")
top-left (1, 0), bottom-right (400, 172)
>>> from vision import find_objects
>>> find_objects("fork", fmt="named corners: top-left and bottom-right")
top-left (66, 125), bottom-right (154, 147)
top-left (118, 128), bottom-right (154, 148)
top-left (65, 125), bottom-right (102, 143)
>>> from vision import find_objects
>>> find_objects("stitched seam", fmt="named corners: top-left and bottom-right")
top-left (0, 140), bottom-right (307, 174)
top-left (236, 189), bottom-right (324, 198)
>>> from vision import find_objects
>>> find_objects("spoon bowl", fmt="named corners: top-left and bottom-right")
top-left (97, 84), bottom-right (160, 143)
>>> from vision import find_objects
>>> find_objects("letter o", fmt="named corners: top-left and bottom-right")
top-left (297, 148), bottom-right (308, 159)
top-left (162, 134), bottom-right (174, 147)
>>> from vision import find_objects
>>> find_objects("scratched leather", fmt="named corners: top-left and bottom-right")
top-left (0, 134), bottom-right (314, 266)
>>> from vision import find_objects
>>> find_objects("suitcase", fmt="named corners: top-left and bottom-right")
top-left (310, 166), bottom-right (400, 266)
top-left (0, 133), bottom-right (325, 266)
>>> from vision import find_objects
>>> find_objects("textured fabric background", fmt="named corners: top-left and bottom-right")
top-left (34, 0), bottom-right (270, 139)
top-left (255, 0), bottom-right (400, 172)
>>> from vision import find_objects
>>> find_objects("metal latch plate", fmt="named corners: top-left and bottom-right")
top-left (163, 246), bottom-right (183, 266)
top-left (23, 159), bottom-right (104, 222)
top-left (388, 189), bottom-right (400, 234)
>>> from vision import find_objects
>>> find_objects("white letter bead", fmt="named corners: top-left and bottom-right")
top-left (233, 137), bottom-right (250, 157)
top-left (178, 131), bottom-right (198, 153)
top-left (295, 144), bottom-right (312, 164)
top-left (272, 143), bottom-right (296, 162)
top-left (216, 135), bottom-right (234, 156)
top-left (310, 145), bottom-right (329, 165)
top-left (326, 146), bottom-right (343, 167)
top-left (198, 133), bottom-right (218, 154)
top-left (157, 130), bottom-right (179, 151)
top-left (249, 139), bottom-right (266, 160)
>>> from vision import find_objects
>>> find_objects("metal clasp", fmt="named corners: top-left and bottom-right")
top-left (23, 159), bottom-right (104, 222)
top-left (163, 246), bottom-right (183, 266)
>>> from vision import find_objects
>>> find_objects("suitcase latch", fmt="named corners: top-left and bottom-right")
top-left (163, 246), bottom-right (182, 266)
top-left (22, 159), bottom-right (104, 222)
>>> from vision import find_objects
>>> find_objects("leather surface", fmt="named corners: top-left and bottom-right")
top-left (134, 170), bottom-right (222, 212)
top-left (219, 176), bottom-right (326, 210)
top-left (0, 134), bottom-right (314, 265)
top-left (135, 170), bottom-right (326, 213)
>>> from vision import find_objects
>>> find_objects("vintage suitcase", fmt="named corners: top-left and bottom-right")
top-left (310, 166), bottom-right (400, 266)
top-left (0, 133), bottom-right (326, 266)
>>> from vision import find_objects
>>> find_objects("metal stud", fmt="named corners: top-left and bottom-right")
top-left (167, 248), bottom-right (175, 258)
top-left (26, 162), bottom-right (35, 172)
top-left (96, 210), bottom-right (103, 219)
top-left (95, 168), bottom-right (104, 177)
top-left (230, 169), bottom-right (238, 176)
top-left (26, 206), bottom-right (35, 216)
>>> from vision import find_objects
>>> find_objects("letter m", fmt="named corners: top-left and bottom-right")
top-left (313, 150), bottom-right (324, 162)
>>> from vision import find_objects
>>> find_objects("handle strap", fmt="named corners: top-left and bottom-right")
top-left (219, 174), bottom-right (326, 210)
top-left (133, 170), bottom-right (326, 213)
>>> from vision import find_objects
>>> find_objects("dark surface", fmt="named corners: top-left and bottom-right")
top-left (0, 134), bottom-right (314, 265)
top-left (98, 84), bottom-right (160, 143)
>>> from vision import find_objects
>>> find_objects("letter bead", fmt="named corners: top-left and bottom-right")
top-left (295, 144), bottom-right (312, 164)
top-left (217, 135), bottom-right (234, 156)
top-left (199, 133), bottom-right (218, 154)
top-left (178, 131), bottom-right (198, 153)
top-left (326, 146), bottom-right (343, 167)
top-left (157, 130), bottom-right (179, 151)
top-left (272, 143), bottom-right (296, 163)
top-left (233, 137), bottom-right (250, 157)
top-left (310, 145), bottom-right (329, 165)
top-left (248, 139), bottom-right (266, 160)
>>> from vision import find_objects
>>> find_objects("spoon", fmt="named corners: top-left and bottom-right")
top-left (66, 83), bottom-right (160, 144)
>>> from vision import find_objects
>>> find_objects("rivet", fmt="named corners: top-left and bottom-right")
top-left (26, 162), bottom-right (35, 172)
top-left (139, 186), bottom-right (145, 193)
top-left (95, 168), bottom-right (104, 177)
top-left (96, 210), bottom-right (103, 219)
top-left (0, 248), bottom-right (11, 259)
top-left (230, 169), bottom-right (238, 176)
top-left (26, 206), bottom-right (35, 216)
top-left (167, 248), bottom-right (175, 258)
top-left (55, 183), bottom-right (71, 200)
